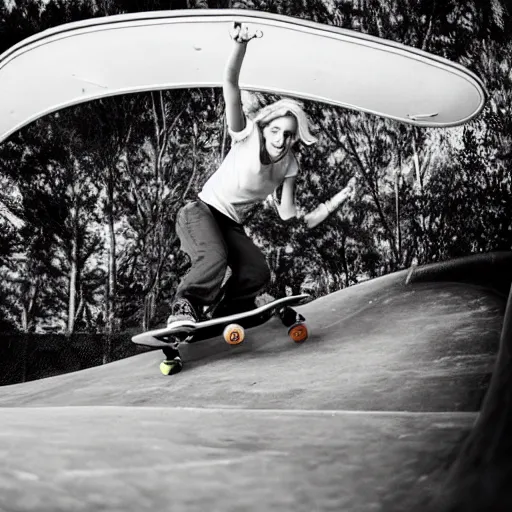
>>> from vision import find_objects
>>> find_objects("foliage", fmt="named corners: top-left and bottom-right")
top-left (0, 0), bottom-right (511, 339)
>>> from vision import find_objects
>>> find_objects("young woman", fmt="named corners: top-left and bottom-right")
top-left (161, 22), bottom-right (318, 374)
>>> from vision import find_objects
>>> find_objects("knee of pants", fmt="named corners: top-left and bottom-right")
top-left (239, 261), bottom-right (271, 293)
top-left (257, 264), bottom-right (271, 289)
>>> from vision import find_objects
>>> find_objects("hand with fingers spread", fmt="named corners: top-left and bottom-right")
top-left (230, 21), bottom-right (263, 44)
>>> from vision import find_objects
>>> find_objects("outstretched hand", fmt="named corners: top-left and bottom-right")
top-left (231, 22), bottom-right (263, 43)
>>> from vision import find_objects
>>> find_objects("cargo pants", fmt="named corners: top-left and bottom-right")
top-left (174, 200), bottom-right (271, 316)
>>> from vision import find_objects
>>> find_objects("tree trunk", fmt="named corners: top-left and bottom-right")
top-left (104, 167), bottom-right (116, 363)
top-left (395, 154), bottom-right (402, 262)
top-left (0, 200), bottom-right (24, 229)
top-left (21, 276), bottom-right (38, 333)
top-left (21, 333), bottom-right (28, 383)
top-left (346, 131), bottom-right (399, 263)
top-left (106, 220), bottom-right (116, 334)
top-left (412, 131), bottom-right (428, 259)
top-left (67, 212), bottom-right (79, 335)
top-left (143, 291), bottom-right (155, 332)
top-left (340, 235), bottom-right (350, 287)
top-left (21, 303), bottom-right (29, 333)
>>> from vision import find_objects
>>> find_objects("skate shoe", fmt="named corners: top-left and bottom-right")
top-left (160, 356), bottom-right (183, 376)
top-left (166, 298), bottom-right (199, 326)
top-left (160, 346), bottom-right (183, 376)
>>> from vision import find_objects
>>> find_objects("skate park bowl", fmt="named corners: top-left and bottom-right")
top-left (1, 251), bottom-right (512, 511)
top-left (0, 9), bottom-right (501, 511)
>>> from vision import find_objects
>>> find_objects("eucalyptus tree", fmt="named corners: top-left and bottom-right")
top-left (68, 96), bottom-right (146, 343)
top-left (324, 0), bottom-right (509, 268)
top-left (0, 107), bottom-right (105, 334)
top-left (92, 0), bottom-right (190, 15)
top-left (33, 111), bottom-right (104, 335)
top-left (0, 187), bottom-right (24, 332)
top-left (179, 0), bottom-right (332, 20)
top-left (0, 136), bottom-right (50, 332)
top-left (116, 88), bottom-right (225, 330)
top-left (0, 0), bottom-right (98, 54)
top-left (475, 38), bottom-right (512, 175)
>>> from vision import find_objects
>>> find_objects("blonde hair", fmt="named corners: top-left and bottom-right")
top-left (252, 98), bottom-right (318, 146)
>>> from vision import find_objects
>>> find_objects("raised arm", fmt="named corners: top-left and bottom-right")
top-left (223, 22), bottom-right (262, 133)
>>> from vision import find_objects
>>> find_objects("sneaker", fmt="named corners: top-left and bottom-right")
top-left (166, 298), bottom-right (199, 326)
top-left (159, 356), bottom-right (183, 376)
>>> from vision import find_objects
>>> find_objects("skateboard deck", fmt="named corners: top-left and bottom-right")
top-left (0, 9), bottom-right (487, 144)
top-left (131, 294), bottom-right (312, 348)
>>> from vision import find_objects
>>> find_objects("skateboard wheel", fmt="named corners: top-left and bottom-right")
top-left (288, 323), bottom-right (308, 343)
top-left (223, 323), bottom-right (245, 345)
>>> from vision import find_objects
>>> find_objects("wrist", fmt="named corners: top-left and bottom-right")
top-left (324, 200), bottom-right (333, 214)
top-left (231, 40), bottom-right (248, 53)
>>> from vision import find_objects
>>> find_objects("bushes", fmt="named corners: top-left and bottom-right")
top-left (0, 332), bottom-right (149, 385)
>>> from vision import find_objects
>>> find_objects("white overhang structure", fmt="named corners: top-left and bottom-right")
top-left (0, 9), bottom-right (487, 143)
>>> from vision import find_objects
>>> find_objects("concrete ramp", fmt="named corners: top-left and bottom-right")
top-left (0, 253), bottom-right (509, 511)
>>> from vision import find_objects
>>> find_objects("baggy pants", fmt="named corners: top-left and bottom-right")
top-left (174, 200), bottom-right (271, 315)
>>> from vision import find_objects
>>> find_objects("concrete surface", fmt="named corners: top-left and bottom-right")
top-left (0, 254), bottom-right (509, 512)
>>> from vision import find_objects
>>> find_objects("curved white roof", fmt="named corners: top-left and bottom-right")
top-left (0, 9), bottom-right (487, 142)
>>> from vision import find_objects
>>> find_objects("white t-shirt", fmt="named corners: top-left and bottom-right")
top-left (198, 119), bottom-right (299, 223)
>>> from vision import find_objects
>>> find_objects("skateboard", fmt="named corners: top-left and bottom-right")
top-left (131, 294), bottom-right (312, 349)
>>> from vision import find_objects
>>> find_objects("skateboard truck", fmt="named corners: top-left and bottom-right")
top-left (278, 306), bottom-right (308, 342)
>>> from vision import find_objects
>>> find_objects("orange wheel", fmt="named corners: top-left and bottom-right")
top-left (288, 323), bottom-right (308, 343)
top-left (223, 323), bottom-right (245, 345)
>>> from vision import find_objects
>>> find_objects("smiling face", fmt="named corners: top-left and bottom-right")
top-left (261, 115), bottom-right (297, 163)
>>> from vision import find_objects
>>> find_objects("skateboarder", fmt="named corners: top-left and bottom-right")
top-left (162, 22), bottom-right (319, 374)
